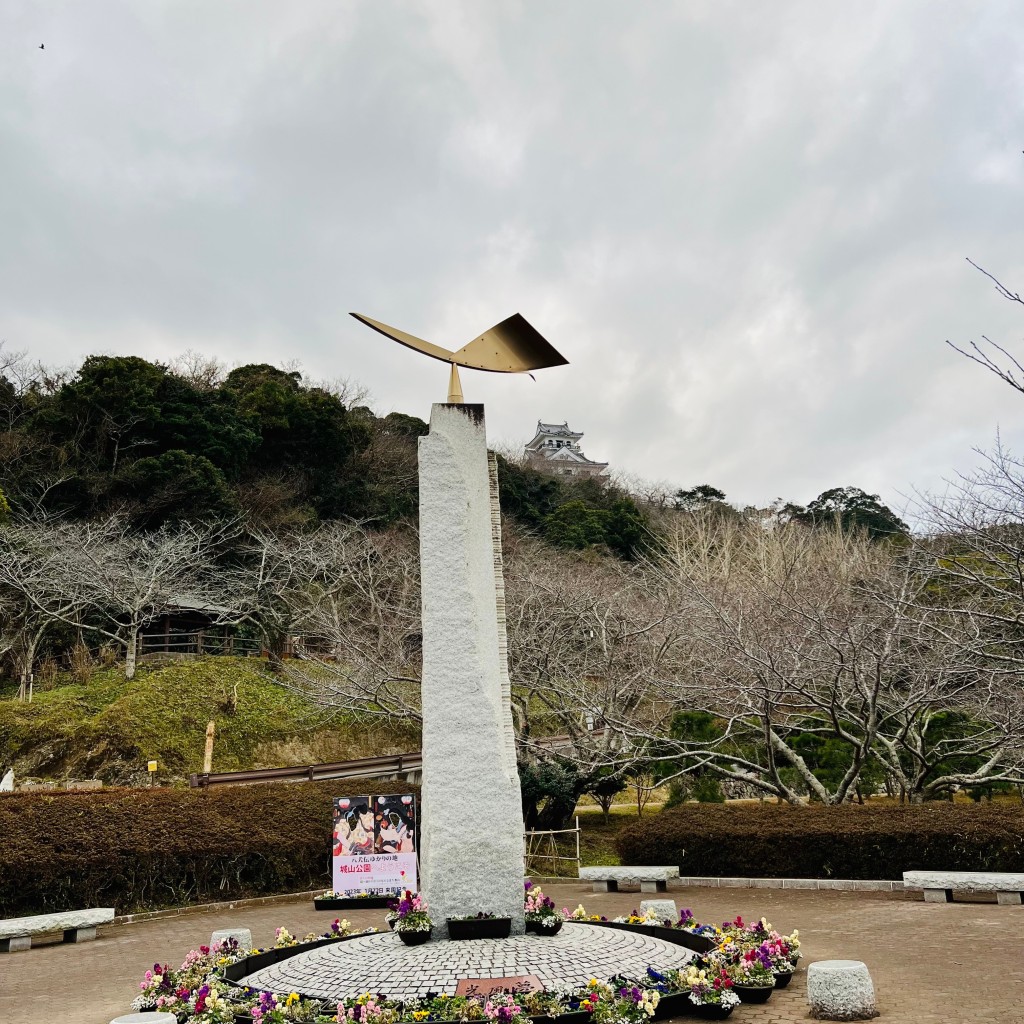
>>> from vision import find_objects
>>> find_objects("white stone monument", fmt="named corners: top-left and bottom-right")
top-left (417, 403), bottom-right (526, 938)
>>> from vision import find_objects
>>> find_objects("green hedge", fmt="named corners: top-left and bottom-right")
top-left (615, 802), bottom-right (1024, 880)
top-left (0, 779), bottom-right (418, 916)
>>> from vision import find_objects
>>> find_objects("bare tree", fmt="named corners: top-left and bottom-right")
top-left (24, 517), bottom-right (240, 679)
top-left (230, 523), bottom-right (423, 719)
top-left (168, 349), bottom-right (229, 390)
top-left (0, 517), bottom-right (92, 698)
top-left (641, 516), bottom-right (1023, 803)
top-left (947, 258), bottom-right (1024, 395)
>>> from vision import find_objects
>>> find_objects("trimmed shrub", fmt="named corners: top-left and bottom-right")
top-left (614, 802), bottom-right (1024, 880)
top-left (0, 778), bottom-right (418, 916)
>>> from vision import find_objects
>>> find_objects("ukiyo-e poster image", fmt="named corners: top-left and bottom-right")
top-left (332, 794), bottom-right (418, 896)
top-left (374, 793), bottom-right (416, 854)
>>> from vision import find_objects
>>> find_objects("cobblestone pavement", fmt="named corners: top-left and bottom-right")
top-left (1, 883), bottom-right (1021, 1024)
top-left (240, 923), bottom-right (694, 1000)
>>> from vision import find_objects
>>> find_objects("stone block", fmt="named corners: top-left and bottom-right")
top-left (782, 878), bottom-right (819, 889)
top-left (996, 891), bottom-right (1023, 905)
top-left (579, 866), bottom-right (679, 883)
top-left (639, 899), bottom-right (678, 922)
top-left (65, 779), bottom-right (102, 791)
top-left (211, 927), bottom-right (252, 950)
top-left (640, 880), bottom-right (667, 893)
top-left (0, 936), bottom-right (31, 952)
top-left (0, 907), bottom-right (114, 940)
top-left (903, 869), bottom-right (1024, 893)
top-left (0, 769), bottom-right (13, 792)
top-left (718, 877), bottom-right (751, 888)
top-left (63, 926), bottom-right (97, 942)
top-left (750, 878), bottom-right (784, 888)
top-left (922, 888), bottom-right (952, 903)
top-left (807, 960), bottom-right (878, 1020)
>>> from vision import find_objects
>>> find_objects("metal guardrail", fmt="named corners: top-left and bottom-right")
top-left (189, 751), bottom-right (423, 789)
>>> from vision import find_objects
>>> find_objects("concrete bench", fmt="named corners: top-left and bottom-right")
top-left (903, 870), bottom-right (1024, 905)
top-left (0, 908), bottom-right (115, 952)
top-left (579, 866), bottom-right (679, 893)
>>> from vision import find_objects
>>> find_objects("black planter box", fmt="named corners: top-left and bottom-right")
top-left (690, 1004), bottom-right (734, 1020)
top-left (733, 983), bottom-right (773, 1004)
top-left (656, 928), bottom-right (718, 955)
top-left (222, 936), bottom-right (345, 983)
top-left (525, 919), bottom-right (563, 936)
top-left (652, 991), bottom-right (692, 1020)
top-left (773, 970), bottom-right (795, 989)
top-left (447, 917), bottom-right (512, 940)
top-left (314, 896), bottom-right (393, 910)
top-left (529, 1013), bottom-right (590, 1024)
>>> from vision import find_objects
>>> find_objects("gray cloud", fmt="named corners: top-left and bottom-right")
top-left (2, 0), bottom-right (1023, 512)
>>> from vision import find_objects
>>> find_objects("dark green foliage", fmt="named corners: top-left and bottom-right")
top-left (0, 778), bottom-right (418, 916)
top-left (542, 497), bottom-right (648, 559)
top-left (520, 758), bottom-right (584, 830)
top-left (380, 412), bottom-right (429, 438)
top-left (789, 486), bottom-right (909, 540)
top-left (543, 500), bottom-right (609, 549)
top-left (496, 455), bottom-right (563, 529)
top-left (114, 450), bottom-right (237, 528)
top-left (615, 803), bottom-right (1024, 879)
top-left (222, 364), bottom-right (371, 519)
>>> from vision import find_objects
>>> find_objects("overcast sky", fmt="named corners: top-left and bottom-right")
top-left (3, 2), bottom-right (1023, 513)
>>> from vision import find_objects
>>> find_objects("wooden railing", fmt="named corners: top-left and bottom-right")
top-left (189, 751), bottom-right (422, 789)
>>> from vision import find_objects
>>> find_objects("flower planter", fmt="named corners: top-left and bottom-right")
top-left (398, 928), bottom-right (433, 946)
top-left (222, 935), bottom-right (344, 982)
top-left (772, 970), bottom-right (795, 989)
top-left (652, 991), bottom-right (691, 1019)
top-left (525, 918), bottom-right (563, 936)
top-left (732, 983), bottom-right (773, 1004)
top-left (314, 896), bottom-right (393, 911)
top-left (234, 1015), bottom-right (255, 1024)
top-left (529, 1012), bottom-right (590, 1024)
top-left (659, 929), bottom-right (718, 955)
top-left (447, 917), bottom-right (512, 940)
top-left (690, 1003), bottom-right (734, 1020)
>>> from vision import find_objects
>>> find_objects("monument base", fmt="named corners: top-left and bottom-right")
top-left (235, 922), bottom-right (694, 1002)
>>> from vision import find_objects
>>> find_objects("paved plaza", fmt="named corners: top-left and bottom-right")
top-left (1, 882), bottom-right (1021, 1024)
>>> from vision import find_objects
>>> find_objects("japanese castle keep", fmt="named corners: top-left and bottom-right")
top-left (524, 421), bottom-right (608, 479)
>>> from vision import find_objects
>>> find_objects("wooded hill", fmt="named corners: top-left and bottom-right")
top-left (0, 348), bottom-right (907, 556)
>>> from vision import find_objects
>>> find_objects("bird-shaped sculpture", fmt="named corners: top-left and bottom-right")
top-left (350, 312), bottom-right (567, 402)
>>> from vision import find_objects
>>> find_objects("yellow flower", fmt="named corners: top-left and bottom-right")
top-left (286, 993), bottom-right (300, 1006)
top-left (413, 1011), bottom-right (430, 1020)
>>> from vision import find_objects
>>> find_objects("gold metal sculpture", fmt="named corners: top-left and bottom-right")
top-left (350, 312), bottom-right (568, 402)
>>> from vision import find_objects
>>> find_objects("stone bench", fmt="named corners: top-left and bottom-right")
top-left (579, 866), bottom-right (679, 893)
top-left (902, 870), bottom-right (1024, 905)
top-left (0, 908), bottom-right (115, 952)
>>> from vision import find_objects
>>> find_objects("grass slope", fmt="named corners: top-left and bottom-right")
top-left (0, 657), bottom-right (418, 784)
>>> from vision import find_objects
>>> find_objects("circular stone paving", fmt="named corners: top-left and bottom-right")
top-left (237, 923), bottom-right (695, 1002)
